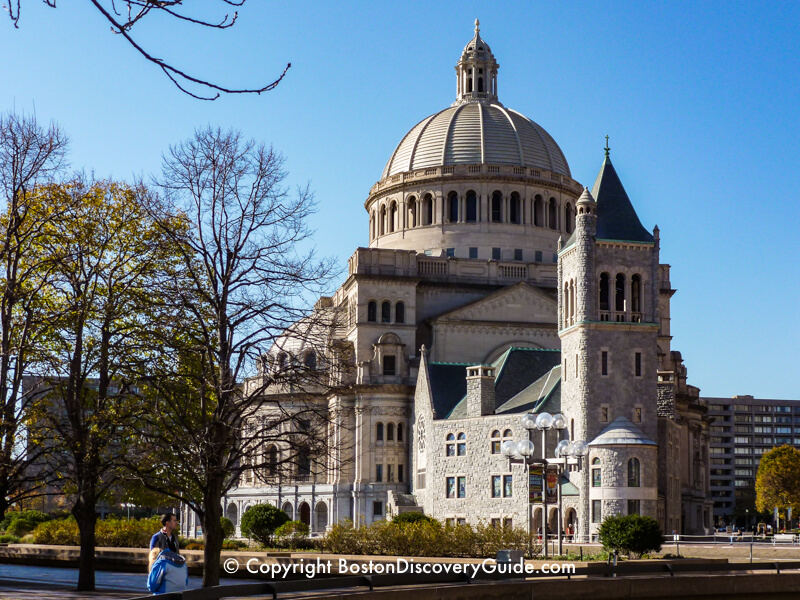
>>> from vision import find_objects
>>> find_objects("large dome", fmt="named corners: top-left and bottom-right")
top-left (381, 102), bottom-right (571, 180)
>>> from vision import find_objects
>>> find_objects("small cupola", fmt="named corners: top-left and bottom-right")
top-left (454, 19), bottom-right (500, 105)
top-left (576, 186), bottom-right (596, 216)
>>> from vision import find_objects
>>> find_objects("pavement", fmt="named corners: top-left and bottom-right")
top-left (0, 563), bottom-right (254, 600)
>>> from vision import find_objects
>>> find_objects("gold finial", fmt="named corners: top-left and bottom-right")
top-left (475, 19), bottom-right (480, 34)
top-left (604, 135), bottom-right (610, 157)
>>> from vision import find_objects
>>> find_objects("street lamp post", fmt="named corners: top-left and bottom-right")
top-left (503, 412), bottom-right (587, 558)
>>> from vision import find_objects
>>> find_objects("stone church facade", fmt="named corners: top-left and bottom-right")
top-left (217, 21), bottom-right (712, 541)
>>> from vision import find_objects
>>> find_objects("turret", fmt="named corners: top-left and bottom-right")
top-left (573, 187), bottom-right (597, 323)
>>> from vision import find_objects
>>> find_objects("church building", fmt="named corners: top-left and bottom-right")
top-left (220, 21), bottom-right (712, 540)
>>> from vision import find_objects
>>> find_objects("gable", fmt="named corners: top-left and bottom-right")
top-left (431, 282), bottom-right (557, 325)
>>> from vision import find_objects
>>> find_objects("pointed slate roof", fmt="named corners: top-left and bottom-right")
top-left (588, 416), bottom-right (657, 446)
top-left (591, 155), bottom-right (654, 244)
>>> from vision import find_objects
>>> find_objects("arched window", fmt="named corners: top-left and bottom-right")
top-left (503, 429), bottom-right (513, 438)
top-left (304, 351), bottom-right (316, 369)
top-left (367, 301), bottom-right (377, 322)
top-left (548, 197), bottom-right (558, 230)
top-left (466, 190), bottom-right (477, 222)
top-left (397, 423), bottom-right (403, 442)
top-left (628, 458), bottom-right (641, 487)
top-left (423, 193), bottom-right (433, 225)
top-left (570, 280), bottom-right (576, 323)
top-left (266, 445), bottom-right (278, 476)
top-left (631, 274), bottom-right (641, 314)
top-left (565, 203), bottom-right (575, 233)
top-left (490, 430), bottom-right (501, 454)
top-left (510, 192), bottom-right (520, 224)
top-left (446, 433), bottom-right (455, 456)
top-left (478, 77), bottom-right (484, 92)
top-left (457, 432), bottom-right (466, 455)
top-left (467, 77), bottom-right (473, 93)
top-left (448, 191), bottom-right (459, 223)
top-left (369, 213), bottom-right (375, 240)
top-left (563, 281), bottom-right (570, 328)
top-left (534, 195), bottom-right (544, 227)
top-left (387, 423), bottom-right (395, 441)
top-left (615, 273), bottom-right (626, 313)
top-left (491, 191), bottom-right (502, 222)
top-left (599, 273), bottom-right (610, 312)
top-left (407, 196), bottom-right (417, 228)
top-left (381, 301), bottom-right (391, 323)
top-left (379, 205), bottom-right (386, 236)
top-left (395, 301), bottom-right (405, 324)
top-left (376, 422), bottom-right (384, 442)
top-left (389, 202), bottom-right (397, 233)
top-left (592, 458), bottom-right (602, 487)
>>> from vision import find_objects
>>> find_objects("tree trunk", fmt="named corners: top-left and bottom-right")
top-left (73, 498), bottom-right (97, 591)
top-left (202, 488), bottom-right (224, 587)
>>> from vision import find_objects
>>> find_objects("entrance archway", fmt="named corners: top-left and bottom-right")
top-left (532, 508), bottom-right (543, 540)
top-left (282, 502), bottom-right (293, 520)
top-left (314, 502), bottom-right (328, 533)
top-left (299, 502), bottom-right (311, 526)
top-left (564, 508), bottom-right (578, 541)
top-left (225, 502), bottom-right (238, 526)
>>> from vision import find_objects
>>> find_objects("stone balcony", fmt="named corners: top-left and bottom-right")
top-left (347, 247), bottom-right (558, 288)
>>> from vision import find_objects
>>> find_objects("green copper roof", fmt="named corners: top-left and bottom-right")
top-left (591, 155), bottom-right (654, 244)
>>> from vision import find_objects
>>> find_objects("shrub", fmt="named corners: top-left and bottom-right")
top-left (32, 516), bottom-right (162, 547)
top-left (32, 518), bottom-right (79, 545)
top-left (599, 514), bottom-right (664, 558)
top-left (275, 520), bottom-right (310, 537)
top-left (0, 534), bottom-right (20, 543)
top-left (96, 516), bottom-right (161, 548)
top-left (391, 512), bottom-right (435, 525)
top-left (240, 504), bottom-right (289, 545)
top-left (221, 517), bottom-right (236, 540)
top-left (274, 520), bottom-right (311, 550)
top-left (3, 511), bottom-right (51, 537)
top-left (321, 518), bottom-right (539, 558)
top-left (223, 539), bottom-right (247, 550)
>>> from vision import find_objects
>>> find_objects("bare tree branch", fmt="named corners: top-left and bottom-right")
top-left (5, 0), bottom-right (290, 100)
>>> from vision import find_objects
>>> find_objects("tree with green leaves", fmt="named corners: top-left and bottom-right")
top-left (240, 503), bottom-right (289, 546)
top-left (31, 178), bottom-right (185, 591)
top-left (755, 445), bottom-right (800, 519)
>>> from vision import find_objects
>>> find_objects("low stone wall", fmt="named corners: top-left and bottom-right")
top-left (309, 573), bottom-right (800, 600)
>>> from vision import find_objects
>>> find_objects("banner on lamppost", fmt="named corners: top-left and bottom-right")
top-left (529, 467), bottom-right (543, 503)
top-left (545, 466), bottom-right (559, 504)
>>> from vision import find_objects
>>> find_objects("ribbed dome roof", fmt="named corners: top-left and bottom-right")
top-left (381, 102), bottom-right (571, 180)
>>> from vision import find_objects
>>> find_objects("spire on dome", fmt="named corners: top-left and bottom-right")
top-left (454, 20), bottom-right (500, 106)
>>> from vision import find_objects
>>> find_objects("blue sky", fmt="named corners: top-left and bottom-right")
top-left (2, 1), bottom-right (798, 399)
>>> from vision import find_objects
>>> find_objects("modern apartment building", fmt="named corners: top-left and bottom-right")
top-left (705, 395), bottom-right (800, 525)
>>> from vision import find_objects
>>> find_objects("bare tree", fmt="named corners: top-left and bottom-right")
top-left (0, 112), bottom-right (68, 521)
top-left (5, 1), bottom-right (290, 100)
top-left (132, 127), bottom-right (343, 586)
